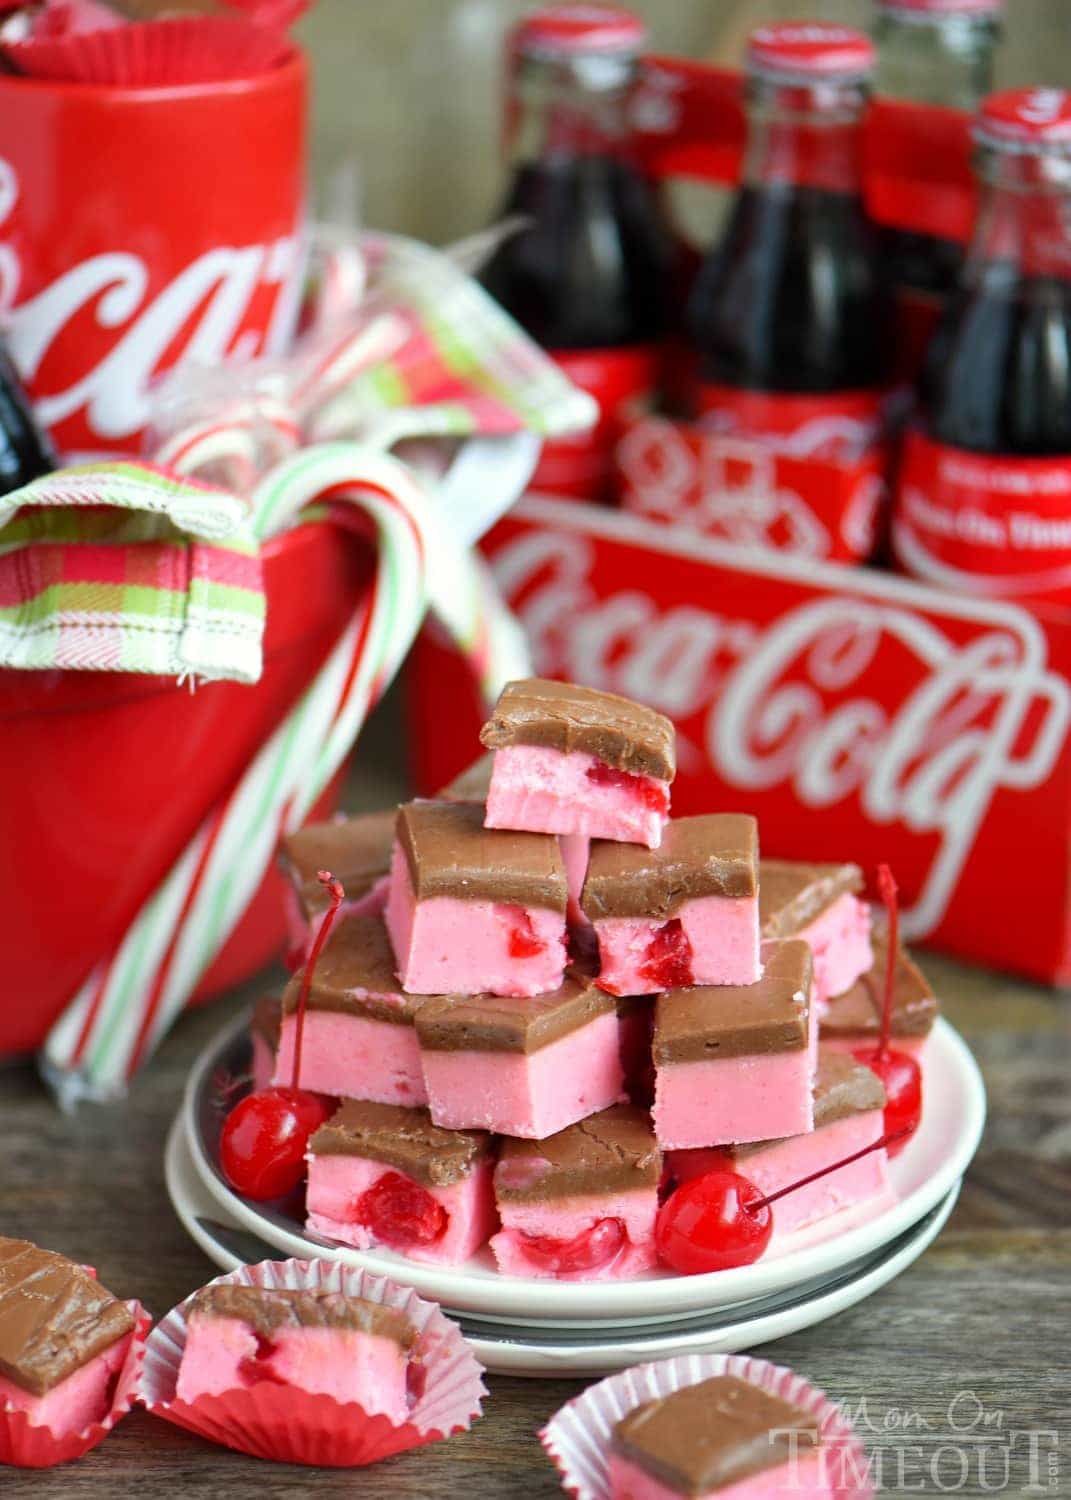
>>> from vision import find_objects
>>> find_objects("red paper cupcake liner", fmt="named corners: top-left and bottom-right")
top-left (541, 1352), bottom-right (874, 1500)
top-left (0, 1304), bottom-right (149, 1470)
top-left (3, 13), bottom-right (294, 83)
top-left (139, 1258), bottom-right (487, 1468)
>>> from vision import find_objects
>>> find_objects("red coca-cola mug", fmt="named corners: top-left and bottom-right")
top-left (0, 55), bottom-right (307, 456)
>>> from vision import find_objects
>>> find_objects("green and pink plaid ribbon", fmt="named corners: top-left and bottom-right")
top-left (0, 231), bottom-right (595, 1102)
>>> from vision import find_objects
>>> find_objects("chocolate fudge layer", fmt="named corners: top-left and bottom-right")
top-left (251, 994), bottom-right (282, 1051)
top-left (654, 941), bottom-right (813, 1064)
top-left (438, 752), bottom-right (495, 803)
top-left (480, 677), bottom-right (675, 781)
top-left (732, 1045), bottom-right (885, 1158)
top-left (187, 1285), bottom-right (415, 1349)
top-left (0, 1237), bottom-right (135, 1396)
top-left (395, 800), bottom-right (566, 911)
top-left (495, 1105), bottom-right (660, 1203)
top-left (582, 814), bottom-right (758, 922)
top-left (280, 809), bottom-right (395, 919)
top-left (612, 1373), bottom-right (821, 1495)
top-left (282, 914), bottom-right (425, 1025)
top-left (760, 859), bottom-right (864, 938)
top-left (416, 971), bottom-right (615, 1055)
top-left (821, 938), bottom-right (936, 1041)
top-left (309, 1100), bottom-right (490, 1188)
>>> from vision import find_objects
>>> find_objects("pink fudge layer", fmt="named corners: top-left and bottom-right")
top-left (175, 1318), bottom-right (408, 1422)
top-left (274, 1010), bottom-right (426, 1107)
top-left (491, 1189), bottom-right (658, 1280)
top-left (560, 832), bottom-right (591, 928)
top-left (669, 1109), bottom-right (892, 1238)
top-left (594, 895), bottom-right (761, 995)
top-left (306, 1154), bottom-right (497, 1266)
top-left (284, 877), bottom-right (388, 967)
top-left (797, 893), bottom-right (873, 1012)
top-left (485, 744), bottom-right (668, 848)
top-left (386, 843), bottom-right (566, 998)
top-left (608, 1449), bottom-right (832, 1500)
top-left (0, 1333), bottom-right (130, 1436)
top-left (251, 1031), bottom-right (275, 1094)
top-left (654, 1047), bottom-right (815, 1151)
top-left (420, 1010), bottom-right (623, 1138)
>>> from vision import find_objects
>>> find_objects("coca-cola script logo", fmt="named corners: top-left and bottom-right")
top-left (491, 520), bottom-right (1071, 937)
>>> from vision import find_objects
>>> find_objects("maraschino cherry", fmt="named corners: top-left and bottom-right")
top-left (220, 871), bottom-right (342, 1201)
top-left (656, 1126), bottom-right (908, 1275)
top-left (852, 864), bottom-right (922, 1157)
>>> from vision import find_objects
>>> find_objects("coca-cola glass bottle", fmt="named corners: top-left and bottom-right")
top-left (873, 0), bottom-right (1003, 381)
top-left (479, 3), bottom-right (669, 503)
top-left (894, 89), bottom-right (1071, 601)
top-left (0, 336), bottom-right (55, 497)
top-left (687, 23), bottom-right (888, 465)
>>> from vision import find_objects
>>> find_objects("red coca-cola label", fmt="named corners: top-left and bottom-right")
top-left (615, 412), bottom-right (884, 562)
top-left (409, 497), bottom-right (1071, 981)
top-left (893, 429), bottom-right (1071, 605)
top-left (695, 385), bottom-right (884, 464)
top-left (534, 345), bottom-right (659, 502)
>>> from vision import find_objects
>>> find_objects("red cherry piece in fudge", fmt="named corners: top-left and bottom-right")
top-left (853, 1045), bottom-right (921, 1154)
top-left (656, 1171), bottom-right (772, 1275)
top-left (506, 907), bottom-right (545, 959)
top-left (639, 918), bottom-right (694, 989)
top-left (519, 1216), bottom-right (627, 1275)
top-left (238, 1331), bottom-right (288, 1387)
top-left (585, 761), bottom-right (669, 814)
top-left (220, 1086), bottom-right (332, 1201)
top-left (357, 1171), bottom-right (449, 1249)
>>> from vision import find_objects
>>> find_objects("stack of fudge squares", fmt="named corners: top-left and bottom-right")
top-left (261, 679), bottom-right (937, 1281)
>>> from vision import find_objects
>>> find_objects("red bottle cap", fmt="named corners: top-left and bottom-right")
top-left (876, 0), bottom-right (1002, 14)
top-left (513, 4), bottom-right (647, 61)
top-left (975, 87), bottom-right (1071, 152)
top-left (747, 22), bottom-right (875, 82)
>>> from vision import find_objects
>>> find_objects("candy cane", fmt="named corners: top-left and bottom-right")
top-left (42, 443), bottom-right (527, 1104)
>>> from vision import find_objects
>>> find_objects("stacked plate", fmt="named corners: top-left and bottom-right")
top-left (166, 1011), bottom-right (985, 1376)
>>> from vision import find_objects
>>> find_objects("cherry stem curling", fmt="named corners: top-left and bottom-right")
top-left (876, 863), bottom-right (899, 1063)
top-left (745, 1126), bottom-right (910, 1215)
top-left (289, 870), bottom-right (345, 1092)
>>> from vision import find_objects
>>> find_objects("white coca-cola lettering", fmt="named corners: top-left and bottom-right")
top-left (491, 527), bottom-right (1071, 936)
top-left (5, 236), bottom-right (302, 442)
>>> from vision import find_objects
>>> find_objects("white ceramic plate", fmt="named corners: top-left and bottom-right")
top-left (166, 1117), bottom-right (960, 1376)
top-left (176, 1008), bottom-right (983, 1324)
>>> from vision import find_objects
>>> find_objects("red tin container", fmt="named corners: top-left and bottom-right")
top-left (0, 521), bottom-right (370, 1057)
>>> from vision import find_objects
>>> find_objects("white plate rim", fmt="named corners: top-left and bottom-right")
top-left (180, 1010), bottom-right (984, 1321)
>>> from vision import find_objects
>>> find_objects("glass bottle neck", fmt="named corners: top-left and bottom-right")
top-left (505, 54), bottom-right (636, 166)
top-left (742, 77), bottom-right (867, 195)
top-left (967, 150), bottom-right (1071, 285)
top-left (872, 8), bottom-right (999, 110)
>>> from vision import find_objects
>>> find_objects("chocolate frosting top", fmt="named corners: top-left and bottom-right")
top-left (812, 1047), bottom-right (886, 1126)
top-left (821, 938), bottom-right (936, 1040)
top-left (415, 971), bottom-right (616, 1055)
top-left (582, 814), bottom-right (758, 921)
top-left (653, 941), bottom-right (812, 1064)
top-left (759, 859), bottom-right (863, 938)
top-left (250, 994), bottom-right (282, 1050)
top-left (480, 677), bottom-right (676, 781)
top-left (495, 1105), bottom-right (661, 1203)
top-left (280, 809), bottom-right (394, 918)
top-left (396, 800), bottom-right (566, 911)
top-left (187, 1285), bottom-right (415, 1349)
top-left (282, 914), bottom-right (422, 1026)
top-left (0, 1238), bottom-right (134, 1397)
top-left (309, 1100), bottom-right (490, 1187)
top-left (611, 1374), bottom-right (820, 1495)
top-left (437, 752), bottom-right (495, 804)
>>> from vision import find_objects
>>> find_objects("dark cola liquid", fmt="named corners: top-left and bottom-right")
top-left (478, 156), bottom-right (670, 348)
top-left (0, 342), bottom-right (55, 496)
top-left (688, 183), bottom-right (889, 393)
top-left (921, 271), bottom-right (1071, 455)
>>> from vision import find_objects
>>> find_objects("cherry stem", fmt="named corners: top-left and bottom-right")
top-left (289, 870), bottom-right (345, 1092)
top-left (745, 1125), bottom-right (910, 1215)
top-left (876, 863), bottom-right (899, 1064)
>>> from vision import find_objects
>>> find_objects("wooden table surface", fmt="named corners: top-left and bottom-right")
top-left (2, 717), bottom-right (1069, 1496)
